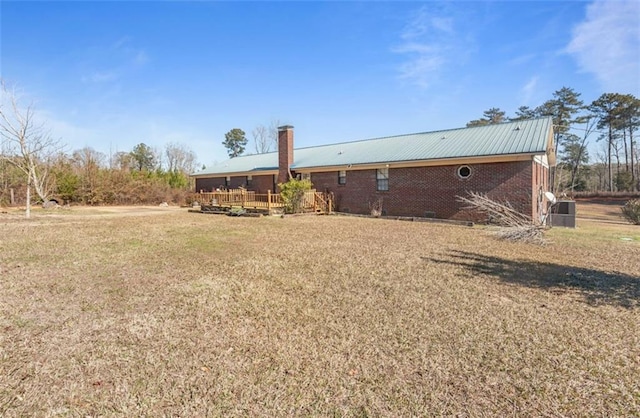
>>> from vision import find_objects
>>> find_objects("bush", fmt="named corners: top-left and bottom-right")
top-left (621, 199), bottom-right (640, 225)
top-left (278, 178), bottom-right (312, 213)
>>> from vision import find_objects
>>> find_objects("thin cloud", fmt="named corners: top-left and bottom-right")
top-left (134, 51), bottom-right (149, 67)
top-left (36, 108), bottom-right (93, 150)
top-left (112, 36), bottom-right (132, 50)
top-left (520, 76), bottom-right (539, 105)
top-left (566, 0), bottom-right (640, 94)
top-left (81, 37), bottom-right (149, 84)
top-left (393, 5), bottom-right (471, 89)
top-left (508, 53), bottom-right (536, 67)
top-left (82, 71), bottom-right (118, 84)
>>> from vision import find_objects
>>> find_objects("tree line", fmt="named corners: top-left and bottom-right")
top-left (1, 142), bottom-right (198, 207)
top-left (467, 88), bottom-right (640, 193)
top-left (0, 81), bottom-right (198, 213)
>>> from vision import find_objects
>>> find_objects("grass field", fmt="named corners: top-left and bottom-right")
top-left (1, 203), bottom-right (639, 416)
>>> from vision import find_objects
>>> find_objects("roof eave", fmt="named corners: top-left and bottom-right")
top-left (191, 168), bottom-right (278, 178)
top-left (292, 152), bottom-right (546, 172)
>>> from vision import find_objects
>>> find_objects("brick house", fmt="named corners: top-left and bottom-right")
top-left (192, 118), bottom-right (556, 223)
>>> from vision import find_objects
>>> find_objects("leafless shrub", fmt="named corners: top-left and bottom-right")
top-left (621, 199), bottom-right (640, 225)
top-left (457, 192), bottom-right (546, 244)
top-left (369, 197), bottom-right (383, 217)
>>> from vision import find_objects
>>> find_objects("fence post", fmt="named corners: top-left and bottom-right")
top-left (242, 189), bottom-right (246, 208)
top-left (267, 190), bottom-right (272, 212)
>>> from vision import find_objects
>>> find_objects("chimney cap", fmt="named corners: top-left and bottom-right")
top-left (277, 125), bottom-right (294, 131)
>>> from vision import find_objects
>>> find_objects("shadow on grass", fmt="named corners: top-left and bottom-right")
top-left (427, 250), bottom-right (640, 309)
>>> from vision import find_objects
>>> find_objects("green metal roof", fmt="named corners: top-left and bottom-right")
top-left (192, 117), bottom-right (552, 177)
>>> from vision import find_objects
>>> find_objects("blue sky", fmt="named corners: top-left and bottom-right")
top-left (2, 1), bottom-right (639, 167)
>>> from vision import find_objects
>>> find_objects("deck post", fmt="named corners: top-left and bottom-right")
top-left (267, 190), bottom-right (272, 212)
top-left (242, 189), bottom-right (246, 208)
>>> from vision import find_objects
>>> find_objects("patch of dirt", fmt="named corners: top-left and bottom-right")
top-left (0, 205), bottom-right (183, 226)
top-left (70, 205), bottom-right (184, 217)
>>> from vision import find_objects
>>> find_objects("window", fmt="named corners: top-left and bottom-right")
top-left (302, 173), bottom-right (311, 181)
top-left (246, 175), bottom-right (252, 187)
top-left (376, 168), bottom-right (389, 191)
top-left (338, 170), bottom-right (346, 185)
top-left (457, 165), bottom-right (472, 179)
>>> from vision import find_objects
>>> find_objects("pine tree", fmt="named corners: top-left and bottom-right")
top-left (223, 128), bottom-right (248, 158)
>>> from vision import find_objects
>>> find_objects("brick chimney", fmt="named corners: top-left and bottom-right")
top-left (277, 125), bottom-right (294, 186)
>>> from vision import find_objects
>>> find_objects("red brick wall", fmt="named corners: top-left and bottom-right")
top-left (229, 176), bottom-right (247, 189)
top-left (196, 174), bottom-right (276, 194)
top-left (311, 161), bottom-right (535, 220)
top-left (278, 126), bottom-right (294, 186)
top-left (195, 177), bottom-right (226, 192)
top-left (251, 174), bottom-right (277, 194)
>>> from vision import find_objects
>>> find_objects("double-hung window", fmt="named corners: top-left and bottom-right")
top-left (338, 170), bottom-right (346, 185)
top-left (376, 168), bottom-right (389, 191)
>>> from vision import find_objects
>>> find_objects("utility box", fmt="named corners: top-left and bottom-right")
top-left (549, 200), bottom-right (576, 228)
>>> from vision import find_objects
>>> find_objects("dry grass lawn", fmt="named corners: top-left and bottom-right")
top-left (0, 204), bottom-right (638, 416)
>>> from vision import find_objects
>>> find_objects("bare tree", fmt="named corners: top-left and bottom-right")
top-left (72, 147), bottom-right (105, 199)
top-left (111, 151), bottom-right (133, 171)
top-left (165, 142), bottom-right (197, 174)
top-left (268, 119), bottom-right (281, 150)
top-left (251, 119), bottom-right (282, 154)
top-left (252, 125), bottom-right (270, 154)
top-left (0, 81), bottom-right (63, 217)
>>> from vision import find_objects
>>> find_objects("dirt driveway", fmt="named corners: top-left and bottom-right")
top-left (0, 205), bottom-right (185, 224)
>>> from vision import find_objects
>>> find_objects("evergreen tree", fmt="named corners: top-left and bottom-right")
top-left (511, 106), bottom-right (538, 121)
top-left (130, 143), bottom-right (156, 171)
top-left (615, 94), bottom-right (640, 190)
top-left (223, 128), bottom-right (248, 158)
top-left (466, 108), bottom-right (507, 127)
top-left (590, 93), bottom-right (623, 191)
top-left (560, 133), bottom-right (590, 192)
top-left (536, 87), bottom-right (584, 156)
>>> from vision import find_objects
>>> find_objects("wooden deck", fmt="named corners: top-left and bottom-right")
top-left (193, 189), bottom-right (332, 214)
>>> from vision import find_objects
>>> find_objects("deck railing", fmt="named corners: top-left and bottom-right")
top-left (314, 192), bottom-right (333, 213)
top-left (197, 189), bottom-right (281, 210)
top-left (195, 189), bottom-right (332, 213)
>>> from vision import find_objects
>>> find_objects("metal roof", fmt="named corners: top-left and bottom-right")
top-left (192, 117), bottom-right (552, 176)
